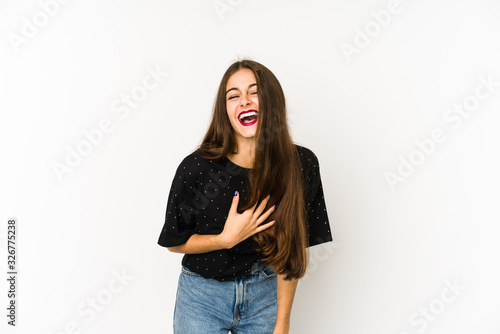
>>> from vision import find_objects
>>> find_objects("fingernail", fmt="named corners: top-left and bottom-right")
top-left (274, 204), bottom-right (278, 210)
top-left (269, 192), bottom-right (272, 196)
top-left (234, 191), bottom-right (238, 196)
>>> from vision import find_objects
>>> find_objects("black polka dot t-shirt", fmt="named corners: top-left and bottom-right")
top-left (157, 144), bottom-right (333, 281)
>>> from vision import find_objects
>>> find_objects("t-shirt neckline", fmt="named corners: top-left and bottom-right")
top-left (223, 156), bottom-right (252, 171)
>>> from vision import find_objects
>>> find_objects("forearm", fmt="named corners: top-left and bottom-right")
top-left (167, 234), bottom-right (227, 254)
top-left (275, 274), bottom-right (299, 331)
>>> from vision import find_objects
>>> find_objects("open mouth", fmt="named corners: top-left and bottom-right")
top-left (238, 110), bottom-right (258, 126)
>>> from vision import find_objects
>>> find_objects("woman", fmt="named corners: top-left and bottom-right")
top-left (158, 59), bottom-right (332, 333)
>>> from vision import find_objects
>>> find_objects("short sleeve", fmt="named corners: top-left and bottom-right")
top-left (303, 150), bottom-right (333, 248)
top-left (157, 158), bottom-right (198, 248)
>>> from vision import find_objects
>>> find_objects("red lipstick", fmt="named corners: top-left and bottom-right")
top-left (238, 109), bottom-right (258, 126)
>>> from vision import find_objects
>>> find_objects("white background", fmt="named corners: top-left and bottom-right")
top-left (1, 0), bottom-right (500, 333)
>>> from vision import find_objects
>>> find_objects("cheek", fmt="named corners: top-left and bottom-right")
top-left (226, 101), bottom-right (237, 114)
top-left (253, 97), bottom-right (259, 107)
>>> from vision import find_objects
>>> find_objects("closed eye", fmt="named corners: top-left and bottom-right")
top-left (227, 91), bottom-right (257, 100)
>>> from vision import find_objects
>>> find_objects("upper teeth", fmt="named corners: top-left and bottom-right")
top-left (239, 111), bottom-right (257, 120)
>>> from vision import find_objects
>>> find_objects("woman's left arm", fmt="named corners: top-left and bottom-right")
top-left (274, 274), bottom-right (299, 334)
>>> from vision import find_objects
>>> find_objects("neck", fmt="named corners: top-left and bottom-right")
top-left (229, 136), bottom-right (256, 169)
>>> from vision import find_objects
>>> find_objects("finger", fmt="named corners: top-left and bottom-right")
top-left (229, 190), bottom-right (240, 215)
top-left (251, 200), bottom-right (258, 208)
top-left (253, 194), bottom-right (271, 216)
top-left (256, 204), bottom-right (277, 224)
top-left (255, 220), bottom-right (275, 233)
top-left (241, 201), bottom-right (258, 218)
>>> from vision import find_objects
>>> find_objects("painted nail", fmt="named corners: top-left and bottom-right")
top-left (274, 204), bottom-right (278, 210)
top-left (234, 191), bottom-right (238, 196)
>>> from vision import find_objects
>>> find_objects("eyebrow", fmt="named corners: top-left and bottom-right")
top-left (225, 83), bottom-right (257, 95)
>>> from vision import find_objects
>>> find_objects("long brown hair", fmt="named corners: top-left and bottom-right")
top-left (195, 59), bottom-right (309, 280)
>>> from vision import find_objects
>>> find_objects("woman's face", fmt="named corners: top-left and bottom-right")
top-left (225, 68), bottom-right (259, 140)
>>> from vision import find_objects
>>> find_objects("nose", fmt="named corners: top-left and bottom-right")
top-left (240, 93), bottom-right (251, 106)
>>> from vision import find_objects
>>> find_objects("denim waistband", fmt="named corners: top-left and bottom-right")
top-left (250, 261), bottom-right (268, 275)
top-left (250, 262), bottom-right (260, 275)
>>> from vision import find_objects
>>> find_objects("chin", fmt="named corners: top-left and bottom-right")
top-left (238, 132), bottom-right (256, 139)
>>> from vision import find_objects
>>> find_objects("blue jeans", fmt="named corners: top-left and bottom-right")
top-left (173, 262), bottom-right (278, 333)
